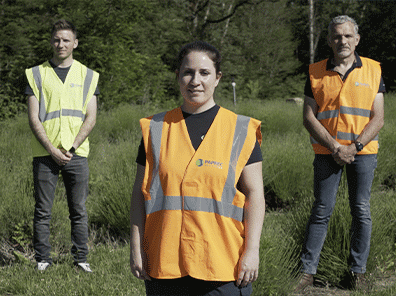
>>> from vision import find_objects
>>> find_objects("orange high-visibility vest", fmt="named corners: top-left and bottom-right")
top-left (140, 107), bottom-right (262, 281)
top-left (309, 57), bottom-right (381, 154)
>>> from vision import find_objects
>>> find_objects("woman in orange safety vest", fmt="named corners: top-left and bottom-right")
top-left (130, 41), bottom-right (265, 296)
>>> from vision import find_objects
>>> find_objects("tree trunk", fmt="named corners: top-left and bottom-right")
top-left (309, 0), bottom-right (314, 64)
top-left (221, 1), bottom-right (234, 46)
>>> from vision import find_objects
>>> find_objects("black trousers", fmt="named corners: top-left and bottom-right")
top-left (145, 276), bottom-right (252, 296)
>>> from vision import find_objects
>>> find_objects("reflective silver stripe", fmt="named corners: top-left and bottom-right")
top-left (32, 66), bottom-right (46, 122)
top-left (62, 109), bottom-right (85, 120)
top-left (311, 133), bottom-right (378, 144)
top-left (317, 110), bottom-right (338, 120)
top-left (337, 131), bottom-right (378, 141)
top-left (337, 131), bottom-right (357, 141)
top-left (83, 68), bottom-right (94, 108)
top-left (145, 112), bottom-right (250, 222)
top-left (317, 107), bottom-right (372, 121)
top-left (221, 115), bottom-right (250, 205)
top-left (145, 195), bottom-right (244, 221)
top-left (44, 111), bottom-right (60, 122)
top-left (146, 112), bottom-right (167, 215)
top-left (42, 109), bottom-right (85, 122)
top-left (184, 196), bottom-right (244, 221)
top-left (146, 195), bottom-right (182, 213)
top-left (340, 106), bottom-right (371, 118)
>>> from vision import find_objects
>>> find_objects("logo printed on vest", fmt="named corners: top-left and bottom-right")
top-left (70, 83), bottom-right (83, 88)
top-left (196, 159), bottom-right (223, 169)
top-left (355, 81), bottom-right (370, 88)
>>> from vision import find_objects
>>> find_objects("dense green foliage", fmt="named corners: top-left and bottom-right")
top-left (2, 0), bottom-right (396, 120)
top-left (1, 95), bottom-right (396, 294)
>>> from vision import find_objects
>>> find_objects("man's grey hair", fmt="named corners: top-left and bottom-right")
top-left (328, 15), bottom-right (359, 36)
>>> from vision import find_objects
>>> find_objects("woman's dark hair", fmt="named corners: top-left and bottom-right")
top-left (177, 41), bottom-right (221, 74)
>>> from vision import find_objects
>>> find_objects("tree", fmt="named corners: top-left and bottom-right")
top-left (0, 0), bottom-right (174, 118)
top-left (1, 0), bottom-right (396, 120)
top-left (220, 0), bottom-right (302, 99)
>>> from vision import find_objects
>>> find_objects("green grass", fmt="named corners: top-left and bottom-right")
top-left (0, 244), bottom-right (145, 296)
top-left (1, 95), bottom-right (396, 295)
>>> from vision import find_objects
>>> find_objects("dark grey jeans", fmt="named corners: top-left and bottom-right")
top-left (33, 155), bottom-right (89, 264)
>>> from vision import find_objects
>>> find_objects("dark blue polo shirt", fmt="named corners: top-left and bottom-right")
top-left (304, 53), bottom-right (386, 98)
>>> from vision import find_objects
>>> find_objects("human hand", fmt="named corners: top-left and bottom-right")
top-left (236, 248), bottom-right (259, 287)
top-left (130, 248), bottom-right (151, 281)
top-left (332, 144), bottom-right (356, 166)
top-left (51, 148), bottom-right (72, 166)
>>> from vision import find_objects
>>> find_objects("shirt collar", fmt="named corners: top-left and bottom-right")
top-left (326, 52), bottom-right (362, 71)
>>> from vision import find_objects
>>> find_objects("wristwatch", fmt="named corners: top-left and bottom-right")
top-left (69, 147), bottom-right (76, 154)
top-left (355, 141), bottom-right (364, 152)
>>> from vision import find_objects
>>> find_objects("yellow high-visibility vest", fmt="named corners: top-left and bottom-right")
top-left (26, 60), bottom-right (99, 157)
top-left (140, 107), bottom-right (262, 281)
top-left (309, 57), bottom-right (381, 154)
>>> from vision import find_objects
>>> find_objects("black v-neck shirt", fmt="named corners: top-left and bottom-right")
top-left (136, 105), bottom-right (262, 166)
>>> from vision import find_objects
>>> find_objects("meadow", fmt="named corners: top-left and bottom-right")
top-left (1, 95), bottom-right (396, 295)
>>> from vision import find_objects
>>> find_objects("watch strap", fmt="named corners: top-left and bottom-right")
top-left (355, 141), bottom-right (364, 152)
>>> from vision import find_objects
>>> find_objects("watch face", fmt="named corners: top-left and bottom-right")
top-left (356, 142), bottom-right (363, 151)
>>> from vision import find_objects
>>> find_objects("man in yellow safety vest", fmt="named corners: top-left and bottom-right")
top-left (25, 19), bottom-right (99, 272)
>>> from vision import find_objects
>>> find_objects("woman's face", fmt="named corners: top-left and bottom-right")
top-left (177, 51), bottom-right (221, 114)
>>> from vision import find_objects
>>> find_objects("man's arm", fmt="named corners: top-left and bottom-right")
top-left (333, 93), bottom-right (384, 165)
top-left (27, 95), bottom-right (72, 165)
top-left (71, 95), bottom-right (97, 150)
top-left (355, 92), bottom-right (384, 146)
top-left (303, 95), bottom-right (341, 154)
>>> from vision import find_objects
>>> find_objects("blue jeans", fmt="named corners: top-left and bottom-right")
top-left (301, 154), bottom-right (377, 274)
top-left (33, 155), bottom-right (89, 264)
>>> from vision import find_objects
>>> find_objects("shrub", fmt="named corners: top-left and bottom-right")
top-left (88, 103), bottom-right (165, 236)
top-left (253, 212), bottom-right (300, 295)
top-left (375, 97), bottom-right (396, 189)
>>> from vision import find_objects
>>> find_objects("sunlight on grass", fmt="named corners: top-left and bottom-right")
top-left (1, 95), bottom-right (396, 295)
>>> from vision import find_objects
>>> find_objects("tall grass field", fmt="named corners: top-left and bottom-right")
top-left (1, 95), bottom-right (396, 295)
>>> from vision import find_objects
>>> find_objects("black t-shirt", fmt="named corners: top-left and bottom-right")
top-left (25, 60), bottom-right (100, 96)
top-left (136, 105), bottom-right (262, 166)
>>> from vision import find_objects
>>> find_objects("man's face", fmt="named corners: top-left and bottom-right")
top-left (328, 22), bottom-right (360, 60)
top-left (51, 30), bottom-right (78, 62)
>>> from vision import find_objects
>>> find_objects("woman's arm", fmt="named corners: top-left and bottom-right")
top-left (130, 164), bottom-right (151, 280)
top-left (236, 161), bottom-right (265, 287)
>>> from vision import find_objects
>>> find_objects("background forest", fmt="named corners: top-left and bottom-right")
top-left (1, 0), bottom-right (396, 120)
